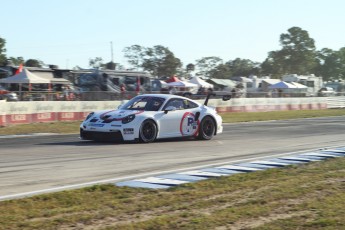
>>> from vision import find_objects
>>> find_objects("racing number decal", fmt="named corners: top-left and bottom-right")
top-left (180, 112), bottom-right (199, 136)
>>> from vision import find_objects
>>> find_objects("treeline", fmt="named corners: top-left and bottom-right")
top-left (1, 26), bottom-right (345, 81)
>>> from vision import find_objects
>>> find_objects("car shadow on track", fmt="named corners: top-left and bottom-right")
top-left (38, 137), bottom-right (200, 146)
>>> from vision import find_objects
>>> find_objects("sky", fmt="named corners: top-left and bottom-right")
top-left (1, 0), bottom-right (345, 69)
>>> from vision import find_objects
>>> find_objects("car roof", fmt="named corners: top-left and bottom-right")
top-left (136, 94), bottom-right (203, 107)
top-left (138, 94), bottom-right (189, 100)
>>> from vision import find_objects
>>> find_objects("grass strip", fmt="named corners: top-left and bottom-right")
top-left (0, 158), bottom-right (344, 229)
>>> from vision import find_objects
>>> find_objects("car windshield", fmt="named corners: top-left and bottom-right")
top-left (119, 96), bottom-right (165, 111)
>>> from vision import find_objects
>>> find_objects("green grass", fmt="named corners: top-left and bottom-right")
top-left (0, 158), bottom-right (344, 229)
top-left (0, 121), bottom-right (80, 135)
top-left (220, 108), bottom-right (345, 123)
top-left (1, 109), bottom-right (345, 229)
top-left (1, 109), bottom-right (345, 135)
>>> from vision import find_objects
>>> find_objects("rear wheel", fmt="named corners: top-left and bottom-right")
top-left (139, 120), bottom-right (157, 143)
top-left (198, 116), bottom-right (215, 140)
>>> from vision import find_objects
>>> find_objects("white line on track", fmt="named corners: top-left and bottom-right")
top-left (0, 133), bottom-right (61, 139)
top-left (0, 145), bottom-right (342, 201)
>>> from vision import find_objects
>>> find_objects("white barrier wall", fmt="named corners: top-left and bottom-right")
top-left (208, 97), bottom-right (327, 113)
top-left (0, 98), bottom-right (327, 126)
top-left (0, 101), bottom-right (123, 126)
top-left (0, 100), bottom-right (6, 126)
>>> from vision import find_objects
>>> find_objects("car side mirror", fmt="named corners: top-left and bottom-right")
top-left (164, 106), bottom-right (176, 114)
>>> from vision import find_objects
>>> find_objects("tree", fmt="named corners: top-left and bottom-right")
top-left (208, 63), bottom-right (232, 79)
top-left (337, 48), bottom-right (345, 79)
top-left (123, 45), bottom-right (145, 70)
top-left (186, 63), bottom-right (195, 72)
top-left (204, 58), bottom-right (260, 79)
top-left (89, 57), bottom-right (103, 68)
top-left (317, 47), bottom-right (345, 80)
top-left (261, 27), bottom-right (318, 78)
top-left (25, 59), bottom-right (44, 67)
top-left (226, 58), bottom-right (260, 77)
top-left (123, 45), bottom-right (182, 77)
top-left (195, 56), bottom-right (223, 77)
top-left (261, 51), bottom-right (285, 78)
top-left (8, 56), bottom-right (25, 66)
top-left (0, 37), bottom-right (7, 66)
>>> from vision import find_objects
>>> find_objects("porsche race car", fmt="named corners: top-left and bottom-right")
top-left (80, 93), bottom-right (230, 143)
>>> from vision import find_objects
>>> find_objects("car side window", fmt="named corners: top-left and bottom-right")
top-left (145, 97), bottom-right (165, 111)
top-left (163, 99), bottom-right (185, 110)
top-left (183, 99), bottom-right (198, 109)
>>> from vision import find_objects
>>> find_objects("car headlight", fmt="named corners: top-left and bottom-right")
top-left (122, 114), bottom-right (135, 124)
top-left (85, 112), bottom-right (94, 121)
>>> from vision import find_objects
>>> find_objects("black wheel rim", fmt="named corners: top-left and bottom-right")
top-left (202, 119), bottom-right (214, 137)
top-left (142, 122), bottom-right (156, 141)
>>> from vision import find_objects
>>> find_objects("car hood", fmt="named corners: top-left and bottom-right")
top-left (93, 109), bottom-right (144, 121)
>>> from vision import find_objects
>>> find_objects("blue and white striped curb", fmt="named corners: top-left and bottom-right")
top-left (116, 147), bottom-right (345, 189)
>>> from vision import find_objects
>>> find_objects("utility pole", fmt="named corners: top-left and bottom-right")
top-left (110, 41), bottom-right (114, 62)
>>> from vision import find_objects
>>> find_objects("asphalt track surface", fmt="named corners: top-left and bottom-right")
top-left (1, 116), bottom-right (345, 200)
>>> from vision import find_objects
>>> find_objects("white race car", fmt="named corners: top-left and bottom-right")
top-left (80, 94), bottom-right (230, 143)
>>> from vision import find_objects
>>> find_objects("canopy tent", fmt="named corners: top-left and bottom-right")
top-left (231, 76), bottom-right (253, 83)
top-left (166, 76), bottom-right (181, 83)
top-left (269, 81), bottom-right (297, 89)
top-left (206, 78), bottom-right (237, 89)
top-left (189, 76), bottom-right (214, 89)
top-left (166, 81), bottom-right (198, 88)
top-left (261, 79), bottom-right (281, 86)
top-left (0, 69), bottom-right (50, 84)
top-left (0, 69), bottom-right (52, 99)
top-left (167, 81), bottom-right (198, 95)
top-left (31, 71), bottom-right (71, 84)
top-left (269, 81), bottom-right (308, 96)
top-left (260, 79), bottom-right (281, 92)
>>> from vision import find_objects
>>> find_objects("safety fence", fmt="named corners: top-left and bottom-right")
top-left (0, 97), bottom-right (330, 127)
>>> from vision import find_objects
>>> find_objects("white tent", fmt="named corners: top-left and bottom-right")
top-left (166, 81), bottom-right (198, 88)
top-left (207, 78), bottom-right (237, 89)
top-left (189, 76), bottom-right (214, 89)
top-left (0, 69), bottom-right (50, 84)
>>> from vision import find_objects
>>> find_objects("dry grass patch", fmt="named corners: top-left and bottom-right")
top-left (0, 158), bottom-right (344, 230)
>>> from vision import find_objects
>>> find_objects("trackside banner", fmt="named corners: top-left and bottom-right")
top-left (0, 98), bottom-right (327, 126)
top-left (0, 100), bottom-right (6, 126)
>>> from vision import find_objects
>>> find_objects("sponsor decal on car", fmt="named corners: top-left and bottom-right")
top-left (123, 128), bottom-right (134, 135)
top-left (88, 123), bottom-right (104, 127)
top-left (180, 112), bottom-right (199, 136)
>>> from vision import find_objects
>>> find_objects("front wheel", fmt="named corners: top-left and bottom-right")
top-left (139, 120), bottom-right (157, 143)
top-left (198, 116), bottom-right (215, 140)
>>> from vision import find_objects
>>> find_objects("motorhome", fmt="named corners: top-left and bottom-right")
top-left (282, 74), bottom-right (323, 96)
top-left (66, 69), bottom-right (153, 100)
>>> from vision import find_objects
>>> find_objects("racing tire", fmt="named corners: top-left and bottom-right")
top-left (198, 116), bottom-right (215, 140)
top-left (139, 119), bottom-right (158, 143)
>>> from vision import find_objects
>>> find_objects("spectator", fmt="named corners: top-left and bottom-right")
top-left (120, 84), bottom-right (126, 99)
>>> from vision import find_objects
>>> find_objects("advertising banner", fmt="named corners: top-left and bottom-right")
top-left (0, 100), bottom-right (6, 126)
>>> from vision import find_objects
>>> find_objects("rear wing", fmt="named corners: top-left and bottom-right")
top-left (204, 93), bottom-right (231, 106)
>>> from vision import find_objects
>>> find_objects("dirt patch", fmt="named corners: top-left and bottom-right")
top-left (217, 210), bottom-right (313, 230)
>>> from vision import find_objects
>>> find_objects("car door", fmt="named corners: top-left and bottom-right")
top-left (157, 98), bottom-right (200, 138)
